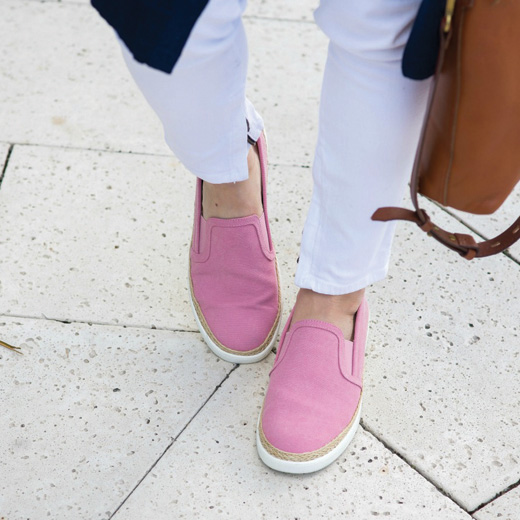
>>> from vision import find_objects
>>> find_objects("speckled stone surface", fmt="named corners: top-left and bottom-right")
top-left (265, 163), bottom-right (314, 323)
top-left (113, 361), bottom-right (471, 520)
top-left (0, 316), bottom-right (230, 519)
top-left (1, 0), bottom-right (168, 154)
top-left (1, 1), bottom-right (325, 167)
top-left (0, 145), bottom-right (195, 329)
top-left (0, 145), bottom-right (309, 329)
top-left (247, 16), bottom-right (325, 168)
top-left (447, 183), bottom-right (520, 262)
top-left (363, 198), bottom-right (520, 511)
top-left (248, 0), bottom-right (316, 21)
top-left (2, 143), bottom-right (518, 513)
top-left (473, 487), bottom-right (520, 520)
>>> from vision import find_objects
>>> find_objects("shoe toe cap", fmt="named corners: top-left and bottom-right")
top-left (261, 388), bottom-right (360, 454)
top-left (205, 303), bottom-right (279, 352)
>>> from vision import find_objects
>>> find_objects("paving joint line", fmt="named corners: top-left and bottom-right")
top-left (5, 140), bottom-right (173, 159)
top-left (0, 144), bottom-right (14, 189)
top-left (360, 419), bottom-right (471, 515)
top-left (0, 141), bottom-right (311, 171)
top-left (244, 14), bottom-right (315, 25)
top-left (0, 311), bottom-right (199, 334)
top-left (469, 476), bottom-right (520, 515)
top-left (107, 364), bottom-right (239, 519)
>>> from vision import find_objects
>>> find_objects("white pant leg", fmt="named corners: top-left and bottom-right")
top-left (294, 0), bottom-right (433, 295)
top-left (117, 0), bottom-right (431, 293)
top-left (117, 0), bottom-right (264, 184)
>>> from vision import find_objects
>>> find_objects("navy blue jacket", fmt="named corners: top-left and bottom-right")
top-left (92, 0), bottom-right (441, 79)
top-left (91, 0), bottom-right (209, 73)
top-left (402, 0), bottom-right (445, 79)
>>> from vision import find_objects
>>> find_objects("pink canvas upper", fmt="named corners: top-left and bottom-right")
top-left (190, 133), bottom-right (280, 352)
top-left (261, 298), bottom-right (369, 453)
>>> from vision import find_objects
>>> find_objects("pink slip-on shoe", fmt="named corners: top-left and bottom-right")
top-left (256, 298), bottom-right (369, 473)
top-left (188, 133), bottom-right (282, 364)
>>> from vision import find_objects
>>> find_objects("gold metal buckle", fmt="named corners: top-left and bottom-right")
top-left (444, 0), bottom-right (456, 33)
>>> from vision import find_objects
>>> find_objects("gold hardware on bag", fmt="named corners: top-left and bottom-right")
top-left (444, 0), bottom-right (457, 33)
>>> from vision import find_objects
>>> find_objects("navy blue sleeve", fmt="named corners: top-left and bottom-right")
top-left (402, 0), bottom-right (446, 80)
top-left (91, 0), bottom-right (209, 73)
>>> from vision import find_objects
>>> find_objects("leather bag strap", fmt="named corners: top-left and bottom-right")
top-left (372, 206), bottom-right (520, 260)
top-left (372, 0), bottom-right (520, 259)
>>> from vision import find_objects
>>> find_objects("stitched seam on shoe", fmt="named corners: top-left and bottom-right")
top-left (269, 325), bottom-right (338, 376)
top-left (191, 219), bottom-right (274, 264)
top-left (189, 256), bottom-right (282, 356)
top-left (258, 393), bottom-right (362, 462)
top-left (270, 326), bottom-right (350, 382)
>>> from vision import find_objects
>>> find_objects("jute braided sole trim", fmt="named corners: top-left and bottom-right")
top-left (258, 393), bottom-right (363, 462)
top-left (188, 254), bottom-right (282, 356)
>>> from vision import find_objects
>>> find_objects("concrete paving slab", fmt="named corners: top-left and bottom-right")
top-left (1, 0), bottom-right (169, 154)
top-left (248, 0), bottom-right (317, 22)
top-left (363, 197), bottom-right (520, 511)
top-left (1, 142), bottom-right (518, 513)
top-left (112, 360), bottom-right (471, 520)
top-left (473, 487), bottom-right (520, 520)
top-left (0, 145), bottom-right (195, 329)
top-left (0, 145), bottom-right (308, 330)
top-left (0, 315), bottom-right (231, 519)
top-left (247, 16), bottom-right (325, 168)
top-left (1, 1), bottom-right (325, 167)
top-left (446, 183), bottom-right (520, 262)
top-left (266, 163), bottom-right (314, 318)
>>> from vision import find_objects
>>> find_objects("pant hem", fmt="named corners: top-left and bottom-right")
top-left (294, 267), bottom-right (389, 295)
top-left (190, 166), bottom-right (249, 184)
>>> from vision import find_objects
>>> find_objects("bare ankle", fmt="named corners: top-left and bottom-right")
top-left (291, 288), bottom-right (365, 341)
top-left (202, 143), bottom-right (263, 219)
top-left (295, 288), bottom-right (365, 315)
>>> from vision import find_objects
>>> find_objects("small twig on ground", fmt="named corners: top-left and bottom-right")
top-left (0, 339), bottom-right (23, 355)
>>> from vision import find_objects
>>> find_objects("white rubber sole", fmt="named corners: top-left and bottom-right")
top-left (188, 258), bottom-right (282, 364)
top-left (256, 400), bottom-right (362, 474)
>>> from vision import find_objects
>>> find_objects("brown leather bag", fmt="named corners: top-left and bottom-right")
top-left (372, 0), bottom-right (520, 259)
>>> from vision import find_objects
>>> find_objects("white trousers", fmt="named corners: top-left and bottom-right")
top-left (118, 0), bottom-right (432, 295)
